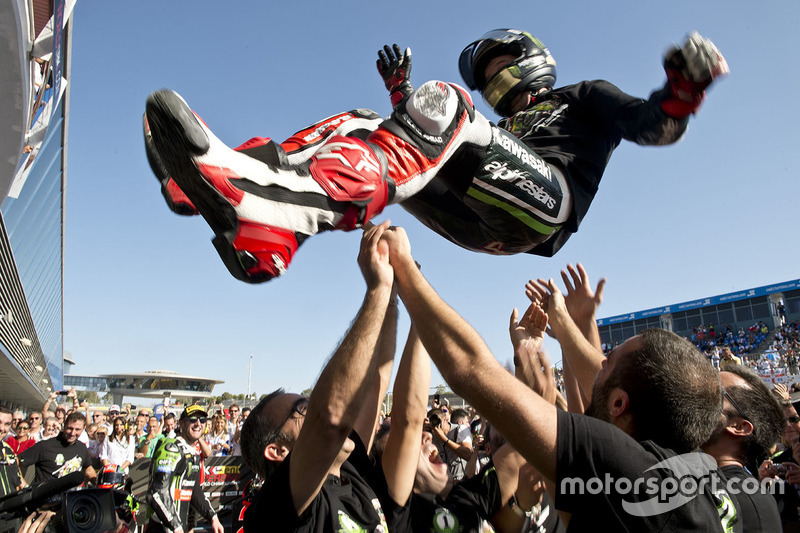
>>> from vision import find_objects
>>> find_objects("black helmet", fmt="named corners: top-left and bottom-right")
top-left (459, 29), bottom-right (556, 116)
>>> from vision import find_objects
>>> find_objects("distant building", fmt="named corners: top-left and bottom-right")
top-left (65, 370), bottom-right (224, 405)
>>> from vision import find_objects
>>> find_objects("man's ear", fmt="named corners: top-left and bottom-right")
top-left (724, 418), bottom-right (754, 438)
top-left (608, 388), bottom-right (630, 418)
top-left (264, 442), bottom-right (290, 462)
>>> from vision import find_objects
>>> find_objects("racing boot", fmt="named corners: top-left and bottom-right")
top-left (144, 108), bottom-right (382, 217)
top-left (144, 89), bottom-right (393, 283)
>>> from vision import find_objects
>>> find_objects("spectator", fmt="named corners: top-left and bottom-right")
top-left (134, 414), bottom-right (148, 441)
top-left (88, 425), bottom-right (107, 461)
top-left (138, 416), bottom-right (164, 458)
top-left (720, 346), bottom-right (742, 370)
top-left (378, 226), bottom-right (738, 531)
top-left (702, 366), bottom-right (783, 531)
top-left (9, 411), bottom-right (24, 436)
top-left (39, 416), bottom-right (59, 441)
top-left (8, 420), bottom-right (35, 454)
top-left (428, 407), bottom-right (473, 482)
top-left (206, 415), bottom-right (231, 456)
top-left (108, 404), bottom-right (121, 419)
top-left (18, 412), bottom-right (96, 484)
top-left (0, 406), bottom-right (26, 499)
top-left (27, 412), bottom-right (43, 442)
top-left (226, 403), bottom-right (240, 435)
top-left (162, 412), bottom-right (177, 438)
top-left (101, 416), bottom-right (135, 474)
top-left (91, 410), bottom-right (111, 432)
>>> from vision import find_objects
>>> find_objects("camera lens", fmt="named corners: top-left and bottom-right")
top-left (71, 501), bottom-right (98, 526)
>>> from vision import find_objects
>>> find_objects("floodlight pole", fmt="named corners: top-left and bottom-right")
top-left (247, 354), bottom-right (253, 408)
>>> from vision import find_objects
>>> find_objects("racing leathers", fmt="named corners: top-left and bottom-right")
top-left (146, 437), bottom-right (217, 533)
top-left (384, 79), bottom-right (688, 256)
top-left (146, 77), bottom-right (690, 283)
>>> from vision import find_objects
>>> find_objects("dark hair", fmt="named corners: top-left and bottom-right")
top-left (64, 411), bottom-right (86, 427)
top-left (0, 406), bottom-right (12, 416)
top-left (164, 413), bottom-right (176, 421)
top-left (240, 389), bottom-right (289, 478)
top-left (427, 409), bottom-right (445, 429)
top-left (723, 365), bottom-right (785, 467)
top-left (451, 409), bottom-right (470, 425)
top-left (610, 329), bottom-right (722, 453)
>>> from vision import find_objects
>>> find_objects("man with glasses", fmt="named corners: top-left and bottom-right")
top-left (240, 222), bottom-right (397, 531)
top-left (92, 410), bottom-right (111, 433)
top-left (26, 412), bottom-right (43, 442)
top-left (702, 367), bottom-right (783, 531)
top-left (146, 404), bottom-right (223, 533)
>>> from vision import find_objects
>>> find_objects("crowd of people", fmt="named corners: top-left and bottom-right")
top-left (9, 22), bottom-right (797, 533)
top-left (2, 248), bottom-right (798, 533)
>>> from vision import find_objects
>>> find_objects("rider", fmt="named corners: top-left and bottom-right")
top-left (144, 30), bottom-right (727, 283)
top-left (145, 405), bottom-right (223, 533)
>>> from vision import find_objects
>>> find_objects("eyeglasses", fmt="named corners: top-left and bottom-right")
top-left (723, 389), bottom-right (749, 421)
top-left (280, 398), bottom-right (309, 429)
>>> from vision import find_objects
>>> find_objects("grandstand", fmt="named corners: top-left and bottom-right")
top-left (597, 278), bottom-right (799, 349)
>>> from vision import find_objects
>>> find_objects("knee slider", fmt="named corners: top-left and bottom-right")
top-left (309, 136), bottom-right (394, 229)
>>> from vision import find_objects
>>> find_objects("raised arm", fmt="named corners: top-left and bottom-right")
top-left (527, 278), bottom-right (604, 404)
top-left (381, 226), bottom-right (558, 481)
top-left (353, 287), bottom-right (399, 455)
top-left (289, 221), bottom-right (395, 515)
top-left (382, 324), bottom-right (431, 506)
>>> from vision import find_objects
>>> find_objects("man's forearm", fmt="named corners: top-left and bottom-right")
top-left (393, 259), bottom-right (558, 481)
top-left (550, 314), bottom-right (603, 403)
top-left (353, 301), bottom-right (398, 452)
top-left (304, 285), bottom-right (392, 439)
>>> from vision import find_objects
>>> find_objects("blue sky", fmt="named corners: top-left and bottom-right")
top-left (63, 1), bottom-right (800, 399)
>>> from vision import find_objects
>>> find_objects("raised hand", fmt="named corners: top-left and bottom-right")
top-left (377, 44), bottom-right (414, 107)
top-left (560, 263), bottom-right (605, 324)
top-left (358, 221), bottom-right (394, 290)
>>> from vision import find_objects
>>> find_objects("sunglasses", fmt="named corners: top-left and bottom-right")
top-left (787, 416), bottom-right (800, 424)
top-left (186, 417), bottom-right (208, 425)
top-left (280, 398), bottom-right (309, 429)
top-left (17, 426), bottom-right (29, 431)
top-left (723, 390), bottom-right (749, 421)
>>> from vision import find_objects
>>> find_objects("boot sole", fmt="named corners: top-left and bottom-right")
top-left (145, 90), bottom-right (255, 283)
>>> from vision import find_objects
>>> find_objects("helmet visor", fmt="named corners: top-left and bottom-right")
top-left (459, 29), bottom-right (530, 90)
top-left (483, 68), bottom-right (522, 116)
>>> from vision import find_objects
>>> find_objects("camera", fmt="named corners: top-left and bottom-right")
top-left (0, 472), bottom-right (136, 533)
